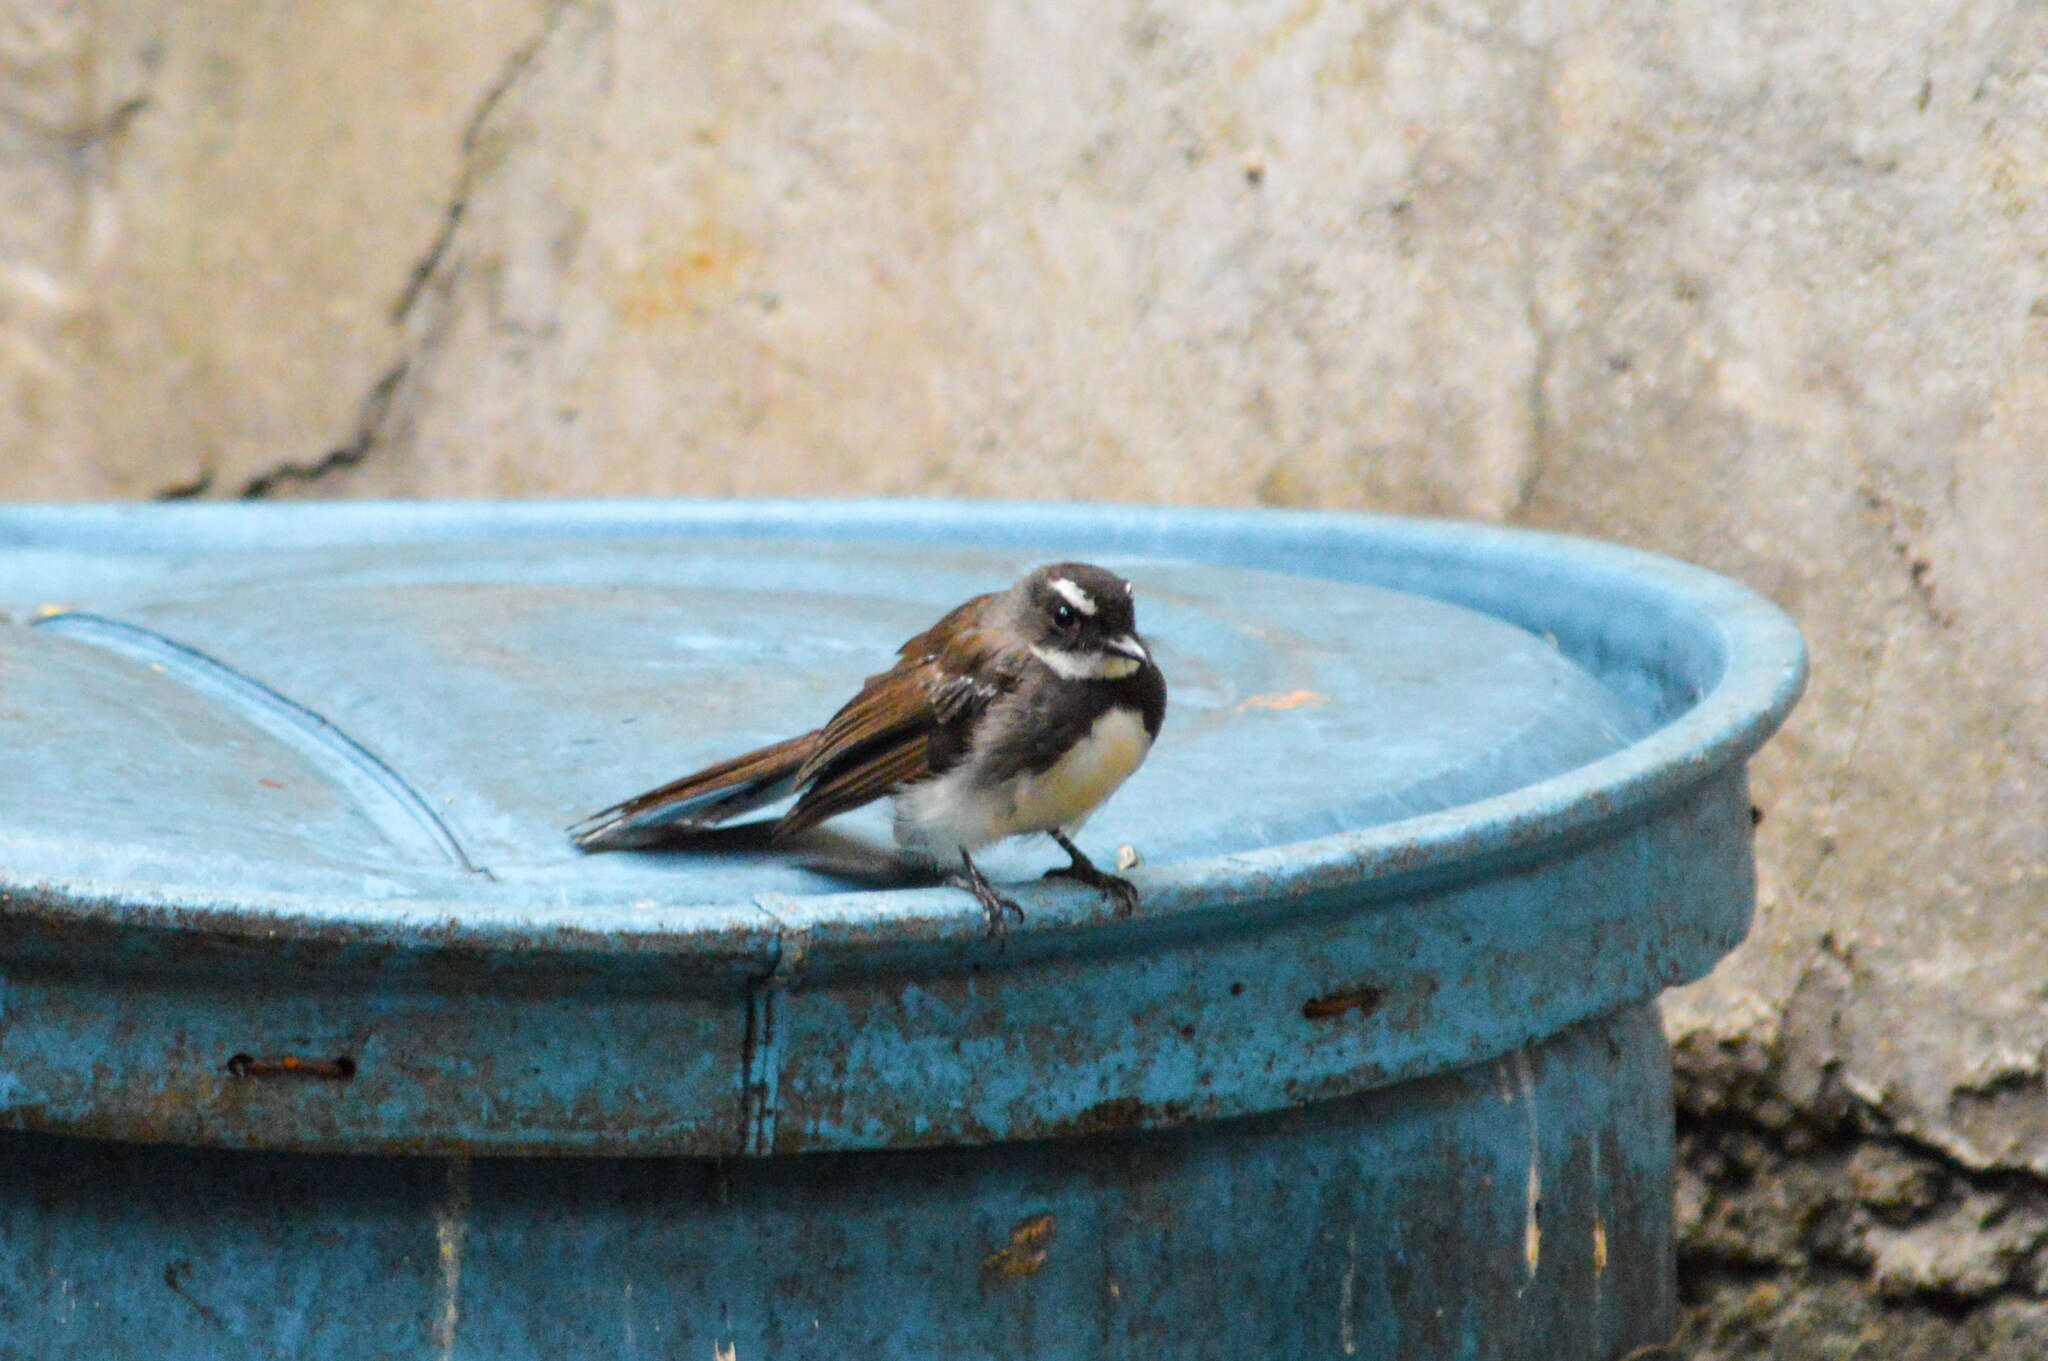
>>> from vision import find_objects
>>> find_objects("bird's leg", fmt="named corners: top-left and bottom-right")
top-left (1044, 831), bottom-right (1140, 917)
top-left (949, 849), bottom-right (1025, 938)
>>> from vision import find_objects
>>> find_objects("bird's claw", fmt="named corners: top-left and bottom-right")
top-left (950, 854), bottom-right (1026, 940)
top-left (1043, 856), bottom-right (1141, 918)
top-left (981, 887), bottom-right (1027, 937)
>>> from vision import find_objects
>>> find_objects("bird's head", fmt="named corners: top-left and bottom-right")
top-left (1013, 563), bottom-right (1151, 681)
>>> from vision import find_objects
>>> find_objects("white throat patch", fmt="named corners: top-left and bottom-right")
top-left (1049, 577), bottom-right (1098, 615)
top-left (1031, 644), bottom-right (1141, 681)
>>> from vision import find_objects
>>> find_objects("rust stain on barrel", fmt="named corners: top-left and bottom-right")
top-left (225, 1053), bottom-right (358, 1081)
top-left (1302, 986), bottom-right (1385, 1021)
top-left (982, 1213), bottom-right (1057, 1284)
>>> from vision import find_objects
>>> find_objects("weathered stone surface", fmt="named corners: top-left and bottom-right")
top-left (1675, 1020), bottom-right (2048, 1356)
top-left (0, 0), bottom-right (553, 498)
top-left (5, 1), bottom-right (2047, 1354)
top-left (1680, 1278), bottom-right (2048, 1361)
top-left (296, 0), bottom-right (1553, 506)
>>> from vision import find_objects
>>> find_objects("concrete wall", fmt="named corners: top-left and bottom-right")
top-left (6, 1), bottom-right (2047, 1352)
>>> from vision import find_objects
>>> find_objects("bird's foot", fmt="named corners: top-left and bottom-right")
top-left (1046, 833), bottom-right (1140, 918)
top-left (950, 851), bottom-right (1025, 939)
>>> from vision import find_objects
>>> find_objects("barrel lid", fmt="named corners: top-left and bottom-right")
top-left (0, 502), bottom-right (1805, 1154)
top-left (1, 537), bottom-right (1643, 919)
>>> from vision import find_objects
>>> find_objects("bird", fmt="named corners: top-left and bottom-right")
top-left (569, 563), bottom-right (1168, 934)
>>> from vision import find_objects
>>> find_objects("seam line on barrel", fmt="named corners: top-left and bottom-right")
top-left (30, 612), bottom-right (486, 874)
top-left (741, 895), bottom-right (806, 1156)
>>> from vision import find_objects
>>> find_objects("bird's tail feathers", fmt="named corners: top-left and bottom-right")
top-left (569, 733), bottom-right (817, 851)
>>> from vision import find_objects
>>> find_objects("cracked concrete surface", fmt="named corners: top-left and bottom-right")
top-left (1673, 949), bottom-right (2048, 1355)
top-left (5, 1), bottom-right (2048, 1354)
top-left (0, 0), bottom-right (556, 499)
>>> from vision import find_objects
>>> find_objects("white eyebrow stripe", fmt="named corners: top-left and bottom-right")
top-left (1049, 577), bottom-right (1098, 615)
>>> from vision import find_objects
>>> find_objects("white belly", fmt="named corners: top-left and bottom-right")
top-left (895, 706), bottom-right (1153, 853)
top-left (1008, 706), bottom-right (1152, 834)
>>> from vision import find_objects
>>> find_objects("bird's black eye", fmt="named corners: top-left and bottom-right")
top-left (1052, 602), bottom-right (1078, 630)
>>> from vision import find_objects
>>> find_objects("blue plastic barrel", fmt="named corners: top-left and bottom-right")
top-left (0, 501), bottom-right (1802, 1359)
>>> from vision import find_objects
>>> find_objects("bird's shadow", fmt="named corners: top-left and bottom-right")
top-left (609, 819), bottom-right (937, 890)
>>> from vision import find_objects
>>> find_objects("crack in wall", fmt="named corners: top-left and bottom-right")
top-left (227, 1), bottom-right (577, 502)
top-left (153, 468), bottom-right (215, 502)
top-left (390, 0), bottom-right (576, 325)
top-left (1858, 480), bottom-right (1955, 629)
top-left (0, 92), bottom-right (151, 159)
top-left (238, 361), bottom-right (408, 499)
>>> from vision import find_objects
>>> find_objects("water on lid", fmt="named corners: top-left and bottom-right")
top-left (0, 539), bottom-right (1648, 919)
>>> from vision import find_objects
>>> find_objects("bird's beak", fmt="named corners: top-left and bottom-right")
top-left (1108, 634), bottom-right (1150, 663)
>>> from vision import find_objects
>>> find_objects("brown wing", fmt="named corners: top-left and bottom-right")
top-left (775, 602), bottom-right (1025, 840)
top-left (774, 732), bottom-right (934, 839)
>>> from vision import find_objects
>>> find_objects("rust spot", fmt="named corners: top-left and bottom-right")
top-left (982, 1213), bottom-right (1057, 1284)
top-left (162, 1259), bottom-right (224, 1330)
top-left (225, 1053), bottom-right (358, 1081)
top-left (1302, 985), bottom-right (1385, 1021)
top-left (258, 778), bottom-right (285, 790)
top-left (1047, 1094), bottom-right (1193, 1139)
top-left (1057, 1096), bottom-right (1145, 1135)
top-left (1236, 689), bottom-right (1329, 712)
